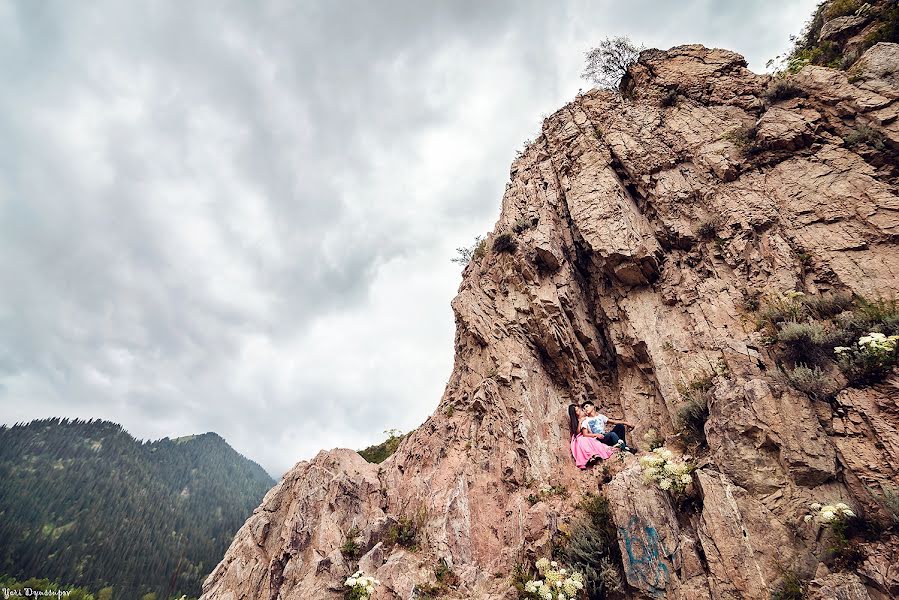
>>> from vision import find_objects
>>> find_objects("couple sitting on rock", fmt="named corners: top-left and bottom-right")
top-left (568, 401), bottom-right (637, 469)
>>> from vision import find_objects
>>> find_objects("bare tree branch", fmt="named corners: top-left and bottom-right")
top-left (582, 36), bottom-right (644, 90)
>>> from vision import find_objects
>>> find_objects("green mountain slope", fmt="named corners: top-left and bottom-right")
top-left (0, 418), bottom-right (274, 599)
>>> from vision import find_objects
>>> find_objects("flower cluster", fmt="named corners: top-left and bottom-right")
top-left (344, 571), bottom-right (379, 600)
top-left (834, 331), bottom-right (899, 384)
top-left (639, 447), bottom-right (693, 494)
top-left (523, 558), bottom-right (584, 600)
top-left (804, 502), bottom-right (855, 524)
top-left (834, 332), bottom-right (899, 357)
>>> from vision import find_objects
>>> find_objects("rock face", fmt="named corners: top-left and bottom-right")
top-left (201, 43), bottom-right (899, 600)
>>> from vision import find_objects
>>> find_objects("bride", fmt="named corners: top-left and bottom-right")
top-left (568, 404), bottom-right (618, 468)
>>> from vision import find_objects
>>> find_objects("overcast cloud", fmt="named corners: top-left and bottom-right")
top-left (0, 0), bottom-right (819, 476)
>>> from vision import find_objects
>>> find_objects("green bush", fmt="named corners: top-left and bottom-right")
top-left (770, 566), bottom-right (805, 600)
top-left (804, 292), bottom-right (854, 320)
top-left (385, 507), bottom-right (427, 552)
top-left (777, 321), bottom-right (828, 362)
top-left (676, 374), bottom-right (713, 449)
top-left (697, 219), bottom-right (718, 240)
top-left (358, 429), bottom-right (405, 464)
top-left (642, 427), bottom-right (664, 451)
top-left (825, 0), bottom-right (861, 19)
top-left (527, 484), bottom-right (568, 505)
top-left (852, 297), bottom-right (899, 333)
top-left (723, 124), bottom-right (763, 155)
top-left (341, 527), bottom-right (360, 559)
top-left (677, 397), bottom-right (710, 449)
top-left (835, 332), bottom-right (899, 385)
top-left (492, 232), bottom-right (518, 254)
top-left (512, 217), bottom-right (537, 234)
top-left (757, 292), bottom-right (809, 329)
top-left (844, 125), bottom-right (887, 150)
top-left (512, 562), bottom-right (538, 599)
top-left (557, 494), bottom-right (623, 599)
top-left (782, 364), bottom-right (840, 401)
top-left (862, 3), bottom-right (899, 46)
top-left (415, 558), bottom-right (460, 598)
top-left (764, 78), bottom-right (805, 102)
top-left (827, 514), bottom-right (866, 570)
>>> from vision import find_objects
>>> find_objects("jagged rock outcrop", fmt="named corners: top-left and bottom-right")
top-left (201, 39), bottom-right (899, 600)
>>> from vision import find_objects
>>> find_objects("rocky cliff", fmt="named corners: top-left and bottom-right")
top-left (200, 32), bottom-right (899, 600)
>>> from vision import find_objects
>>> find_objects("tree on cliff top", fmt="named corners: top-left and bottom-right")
top-left (582, 36), bottom-right (644, 90)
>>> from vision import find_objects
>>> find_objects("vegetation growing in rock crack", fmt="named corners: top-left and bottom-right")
top-left (676, 373), bottom-right (714, 449)
top-left (723, 124), bottom-right (763, 155)
top-left (769, 565), bottom-right (806, 600)
top-left (834, 332), bottom-right (899, 385)
top-left (642, 427), bottom-right (664, 451)
top-left (526, 484), bottom-right (568, 506)
top-left (843, 124), bottom-right (887, 151)
top-left (640, 448), bottom-right (694, 495)
top-left (581, 36), bottom-right (644, 90)
top-left (384, 507), bottom-right (427, 552)
top-left (697, 217), bottom-right (718, 240)
top-left (492, 232), bottom-right (518, 254)
top-left (358, 429), bottom-right (405, 463)
top-left (880, 487), bottom-right (899, 524)
top-left (763, 78), bottom-right (805, 102)
top-left (827, 0), bottom-right (862, 19)
top-left (518, 558), bottom-right (586, 599)
top-left (414, 559), bottom-right (460, 598)
top-left (776, 321), bottom-right (828, 363)
top-left (554, 494), bottom-right (624, 599)
top-left (805, 502), bottom-right (866, 570)
top-left (780, 364), bottom-right (840, 401)
top-left (512, 216), bottom-right (537, 234)
top-left (340, 527), bottom-right (361, 559)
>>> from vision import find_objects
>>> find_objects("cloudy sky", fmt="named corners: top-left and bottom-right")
top-left (0, 0), bottom-right (818, 476)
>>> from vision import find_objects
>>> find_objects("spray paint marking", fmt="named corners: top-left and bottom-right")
top-left (618, 515), bottom-right (672, 592)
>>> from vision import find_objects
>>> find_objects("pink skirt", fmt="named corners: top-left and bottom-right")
top-left (570, 434), bottom-right (618, 469)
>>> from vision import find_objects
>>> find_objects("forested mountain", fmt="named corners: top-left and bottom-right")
top-left (0, 418), bottom-right (274, 599)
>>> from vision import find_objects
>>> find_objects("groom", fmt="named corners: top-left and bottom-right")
top-left (581, 401), bottom-right (637, 453)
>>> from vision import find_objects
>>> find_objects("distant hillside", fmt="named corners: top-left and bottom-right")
top-left (0, 418), bottom-right (274, 599)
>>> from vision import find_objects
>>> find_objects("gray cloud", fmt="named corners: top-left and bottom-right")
top-left (0, 0), bottom-right (818, 475)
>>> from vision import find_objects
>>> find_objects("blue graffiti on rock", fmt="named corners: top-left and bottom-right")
top-left (618, 515), bottom-right (673, 593)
